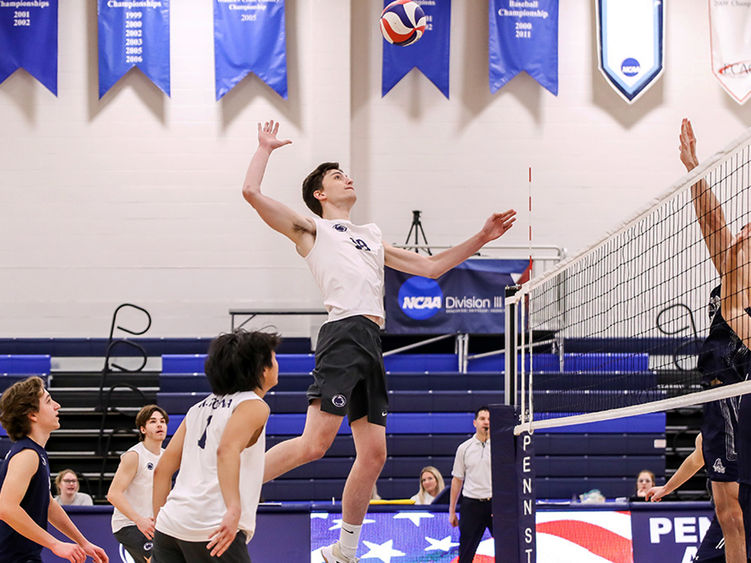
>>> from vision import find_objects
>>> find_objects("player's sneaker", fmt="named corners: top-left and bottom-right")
top-left (320, 542), bottom-right (359, 563)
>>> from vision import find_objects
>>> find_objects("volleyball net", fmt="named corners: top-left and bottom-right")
top-left (506, 125), bottom-right (751, 434)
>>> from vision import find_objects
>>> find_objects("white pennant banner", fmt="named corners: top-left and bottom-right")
top-left (710, 0), bottom-right (751, 104)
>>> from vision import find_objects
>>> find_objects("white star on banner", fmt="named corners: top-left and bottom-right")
top-left (311, 512), bottom-right (329, 520)
top-left (310, 547), bottom-right (325, 563)
top-left (424, 535), bottom-right (459, 552)
top-left (328, 517), bottom-right (375, 531)
top-left (392, 511), bottom-right (435, 527)
top-left (360, 539), bottom-right (406, 563)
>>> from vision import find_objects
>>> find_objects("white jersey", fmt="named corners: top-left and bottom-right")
top-left (111, 442), bottom-right (163, 533)
top-left (305, 217), bottom-right (385, 326)
top-left (155, 391), bottom-right (265, 543)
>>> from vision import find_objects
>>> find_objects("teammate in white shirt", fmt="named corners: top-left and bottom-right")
top-left (107, 404), bottom-right (168, 563)
top-left (243, 120), bottom-right (516, 563)
top-left (152, 329), bottom-right (280, 562)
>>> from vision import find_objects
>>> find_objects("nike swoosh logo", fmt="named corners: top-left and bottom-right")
top-left (342, 528), bottom-right (354, 534)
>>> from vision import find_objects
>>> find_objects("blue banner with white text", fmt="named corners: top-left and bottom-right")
top-left (97, 0), bottom-right (171, 98)
top-left (0, 1), bottom-right (58, 95)
top-left (385, 259), bottom-right (531, 334)
top-left (382, 0), bottom-right (451, 98)
top-left (214, 0), bottom-right (287, 100)
top-left (597, 0), bottom-right (664, 104)
top-left (488, 0), bottom-right (558, 95)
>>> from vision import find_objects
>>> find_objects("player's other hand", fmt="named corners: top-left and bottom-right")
top-left (679, 118), bottom-right (699, 172)
top-left (136, 515), bottom-right (155, 540)
top-left (207, 505), bottom-right (241, 557)
top-left (645, 486), bottom-right (667, 502)
top-left (50, 540), bottom-right (86, 563)
top-left (481, 210), bottom-right (516, 243)
top-left (257, 120), bottom-right (292, 153)
top-left (81, 540), bottom-right (109, 563)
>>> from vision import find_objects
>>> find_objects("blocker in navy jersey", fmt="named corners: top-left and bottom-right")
top-left (0, 438), bottom-right (51, 563)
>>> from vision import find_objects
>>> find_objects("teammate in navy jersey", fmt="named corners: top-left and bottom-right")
top-left (682, 118), bottom-right (749, 563)
top-left (0, 376), bottom-right (108, 563)
top-left (243, 120), bottom-right (516, 563)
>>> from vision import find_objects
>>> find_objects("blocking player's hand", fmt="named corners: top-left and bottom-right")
top-left (50, 540), bottom-right (87, 563)
top-left (679, 118), bottom-right (699, 171)
top-left (480, 210), bottom-right (517, 243)
top-left (257, 120), bottom-right (292, 153)
top-left (135, 515), bottom-right (155, 540)
top-left (645, 485), bottom-right (667, 502)
top-left (81, 540), bottom-right (109, 563)
top-left (207, 506), bottom-right (241, 557)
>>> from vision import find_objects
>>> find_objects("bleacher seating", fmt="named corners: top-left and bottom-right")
top-left (159, 351), bottom-right (665, 501)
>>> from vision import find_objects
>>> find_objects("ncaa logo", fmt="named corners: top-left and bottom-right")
top-left (621, 57), bottom-right (640, 77)
top-left (333, 224), bottom-right (348, 232)
top-left (398, 277), bottom-right (443, 320)
top-left (332, 394), bottom-right (347, 408)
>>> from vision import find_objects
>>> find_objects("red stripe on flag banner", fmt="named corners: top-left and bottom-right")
top-left (537, 520), bottom-right (633, 563)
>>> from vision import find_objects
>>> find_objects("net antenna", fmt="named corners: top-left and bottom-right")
top-left (507, 125), bottom-right (751, 436)
top-left (404, 210), bottom-right (432, 255)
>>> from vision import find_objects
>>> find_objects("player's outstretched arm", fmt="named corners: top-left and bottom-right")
top-left (107, 450), bottom-right (154, 540)
top-left (152, 420), bottom-right (186, 519)
top-left (681, 118), bottom-right (731, 274)
top-left (722, 226), bottom-right (751, 348)
top-left (384, 210), bottom-right (516, 278)
top-left (647, 433), bottom-right (704, 502)
top-left (208, 399), bottom-right (270, 557)
top-left (242, 120), bottom-right (316, 255)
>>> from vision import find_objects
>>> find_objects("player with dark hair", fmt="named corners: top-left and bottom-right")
top-left (0, 376), bottom-right (108, 563)
top-left (243, 120), bottom-right (515, 563)
top-left (681, 118), bottom-right (749, 563)
top-left (152, 329), bottom-right (280, 562)
top-left (107, 404), bottom-right (168, 563)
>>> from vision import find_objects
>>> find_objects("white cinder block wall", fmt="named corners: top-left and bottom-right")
top-left (1, 0), bottom-right (749, 337)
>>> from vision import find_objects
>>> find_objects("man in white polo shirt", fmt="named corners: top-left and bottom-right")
top-left (449, 406), bottom-right (492, 563)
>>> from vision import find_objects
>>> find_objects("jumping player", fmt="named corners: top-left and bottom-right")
top-left (107, 404), bottom-right (168, 563)
top-left (681, 118), bottom-right (748, 563)
top-left (152, 329), bottom-right (279, 562)
top-left (244, 120), bottom-right (516, 563)
top-left (0, 376), bottom-right (108, 563)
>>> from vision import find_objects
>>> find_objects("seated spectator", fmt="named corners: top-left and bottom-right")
top-left (54, 469), bottom-right (93, 506)
top-left (410, 466), bottom-right (445, 505)
top-left (631, 469), bottom-right (656, 501)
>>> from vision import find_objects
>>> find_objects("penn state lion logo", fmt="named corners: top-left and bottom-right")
top-left (713, 458), bottom-right (726, 474)
top-left (333, 224), bottom-right (348, 232)
top-left (332, 394), bottom-right (347, 408)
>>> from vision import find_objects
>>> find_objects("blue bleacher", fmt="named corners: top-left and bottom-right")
top-left (0, 355), bottom-right (51, 375)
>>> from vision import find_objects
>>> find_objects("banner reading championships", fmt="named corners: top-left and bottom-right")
top-left (488, 0), bottom-right (559, 95)
top-left (709, 0), bottom-right (751, 104)
top-left (596, 0), bottom-right (664, 104)
top-left (0, 0), bottom-right (58, 95)
top-left (382, 0), bottom-right (451, 98)
top-left (97, 0), bottom-right (171, 98)
top-left (214, 0), bottom-right (287, 100)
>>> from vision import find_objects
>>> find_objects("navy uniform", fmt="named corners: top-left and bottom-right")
top-left (0, 438), bottom-right (51, 563)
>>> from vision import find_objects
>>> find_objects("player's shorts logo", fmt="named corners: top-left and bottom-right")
top-left (332, 394), bottom-right (347, 408)
top-left (143, 541), bottom-right (153, 551)
top-left (381, 410), bottom-right (388, 417)
top-left (713, 457), bottom-right (726, 474)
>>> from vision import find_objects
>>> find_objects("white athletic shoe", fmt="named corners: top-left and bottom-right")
top-left (320, 542), bottom-right (359, 563)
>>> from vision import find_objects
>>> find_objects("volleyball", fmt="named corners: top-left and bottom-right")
top-left (379, 0), bottom-right (427, 47)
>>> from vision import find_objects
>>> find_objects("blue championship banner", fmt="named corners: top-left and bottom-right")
top-left (0, 0), bottom-right (58, 95)
top-left (97, 0), bottom-right (171, 98)
top-left (488, 0), bottom-right (558, 95)
top-left (214, 0), bottom-right (287, 100)
top-left (382, 0), bottom-right (451, 98)
top-left (385, 259), bottom-right (530, 334)
top-left (596, 0), bottom-right (664, 104)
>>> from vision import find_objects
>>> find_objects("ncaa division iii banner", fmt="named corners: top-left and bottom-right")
top-left (710, 0), bottom-right (751, 104)
top-left (596, 0), bottom-right (664, 104)
top-left (0, 1), bottom-right (58, 95)
top-left (98, 0), bottom-right (171, 98)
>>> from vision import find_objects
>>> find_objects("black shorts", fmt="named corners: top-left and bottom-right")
top-left (114, 525), bottom-right (152, 562)
top-left (694, 515), bottom-right (725, 562)
top-left (307, 315), bottom-right (389, 426)
top-left (702, 398), bottom-right (740, 482)
top-left (152, 529), bottom-right (249, 563)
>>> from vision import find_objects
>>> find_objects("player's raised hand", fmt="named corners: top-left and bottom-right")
top-left (480, 210), bottom-right (517, 242)
top-left (257, 120), bottom-right (292, 153)
top-left (679, 118), bottom-right (699, 172)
